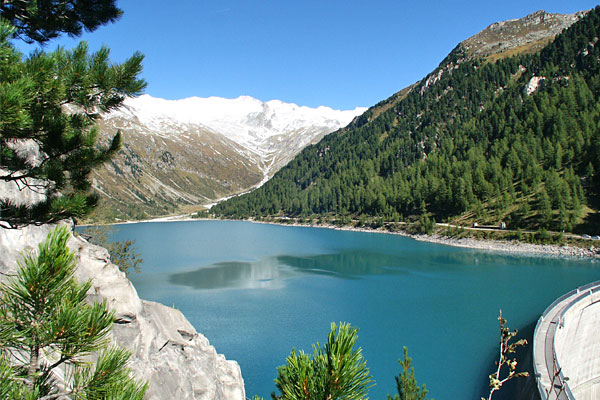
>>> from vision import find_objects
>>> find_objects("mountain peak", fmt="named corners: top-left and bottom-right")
top-left (90, 94), bottom-right (366, 220)
top-left (461, 9), bottom-right (587, 61)
top-left (108, 94), bottom-right (365, 152)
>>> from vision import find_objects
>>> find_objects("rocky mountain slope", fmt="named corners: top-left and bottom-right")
top-left (359, 9), bottom-right (587, 126)
top-left (461, 9), bottom-right (586, 60)
top-left (88, 95), bottom-right (365, 222)
top-left (92, 11), bottom-right (579, 223)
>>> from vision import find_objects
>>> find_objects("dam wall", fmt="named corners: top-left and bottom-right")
top-left (533, 281), bottom-right (600, 399)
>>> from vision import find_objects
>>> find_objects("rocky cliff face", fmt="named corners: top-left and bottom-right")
top-left (0, 222), bottom-right (246, 400)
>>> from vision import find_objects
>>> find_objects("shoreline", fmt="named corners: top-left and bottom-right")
top-left (78, 213), bottom-right (197, 227)
top-left (250, 219), bottom-right (600, 260)
top-left (86, 214), bottom-right (600, 260)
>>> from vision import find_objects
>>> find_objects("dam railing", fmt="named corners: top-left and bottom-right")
top-left (533, 280), bottom-right (600, 400)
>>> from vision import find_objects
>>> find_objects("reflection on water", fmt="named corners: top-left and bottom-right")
top-left (167, 245), bottom-right (589, 291)
top-left (169, 244), bottom-right (592, 290)
top-left (169, 257), bottom-right (295, 290)
top-left (277, 251), bottom-right (410, 277)
top-left (169, 250), bottom-right (419, 290)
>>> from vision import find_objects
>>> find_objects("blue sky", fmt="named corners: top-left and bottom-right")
top-left (18, 0), bottom-right (600, 109)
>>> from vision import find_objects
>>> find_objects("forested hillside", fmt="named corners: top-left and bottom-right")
top-left (213, 8), bottom-right (600, 233)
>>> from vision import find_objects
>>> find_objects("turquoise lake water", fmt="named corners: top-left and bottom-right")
top-left (100, 220), bottom-right (600, 399)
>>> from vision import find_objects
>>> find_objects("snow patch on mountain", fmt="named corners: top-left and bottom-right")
top-left (91, 95), bottom-right (365, 220)
top-left (108, 94), bottom-right (366, 157)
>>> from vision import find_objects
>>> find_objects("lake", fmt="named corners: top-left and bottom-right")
top-left (99, 220), bottom-right (600, 399)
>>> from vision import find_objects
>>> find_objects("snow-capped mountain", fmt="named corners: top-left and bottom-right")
top-left (89, 95), bottom-right (365, 222)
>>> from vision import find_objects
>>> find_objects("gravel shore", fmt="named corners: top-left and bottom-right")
top-left (254, 220), bottom-right (600, 260)
top-left (409, 233), bottom-right (600, 259)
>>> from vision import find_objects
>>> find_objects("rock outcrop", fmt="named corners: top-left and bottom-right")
top-left (0, 222), bottom-right (245, 400)
top-left (462, 10), bottom-right (587, 59)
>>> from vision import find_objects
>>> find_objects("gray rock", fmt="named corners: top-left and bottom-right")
top-left (0, 222), bottom-right (246, 400)
top-left (460, 10), bottom-right (587, 59)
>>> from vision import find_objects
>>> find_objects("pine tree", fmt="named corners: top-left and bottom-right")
top-left (0, 0), bottom-right (122, 44)
top-left (271, 322), bottom-right (373, 400)
top-left (0, 5), bottom-right (145, 228)
top-left (0, 225), bottom-right (147, 398)
top-left (387, 347), bottom-right (430, 400)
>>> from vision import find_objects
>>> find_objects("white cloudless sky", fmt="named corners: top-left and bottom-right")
top-left (17, 0), bottom-right (600, 109)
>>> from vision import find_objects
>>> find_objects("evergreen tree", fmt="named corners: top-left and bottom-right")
top-left (0, 226), bottom-right (147, 399)
top-left (0, 0), bottom-right (122, 43)
top-left (387, 347), bottom-right (430, 400)
top-left (271, 322), bottom-right (373, 400)
top-left (0, 5), bottom-right (145, 228)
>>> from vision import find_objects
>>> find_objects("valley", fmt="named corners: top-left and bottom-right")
top-left (2, 3), bottom-right (600, 400)
top-left (87, 95), bottom-right (365, 222)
